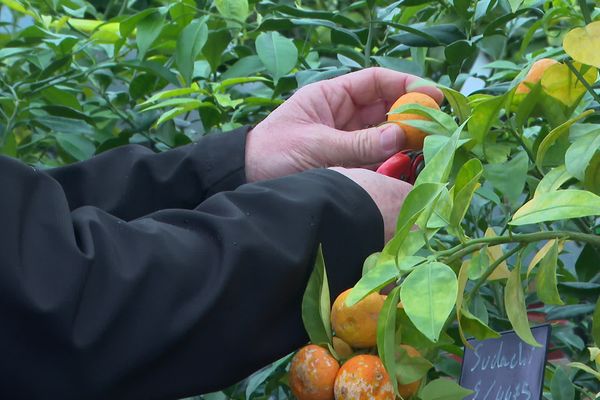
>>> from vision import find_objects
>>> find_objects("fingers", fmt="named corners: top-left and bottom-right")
top-left (327, 123), bottom-right (405, 167)
top-left (326, 67), bottom-right (444, 108)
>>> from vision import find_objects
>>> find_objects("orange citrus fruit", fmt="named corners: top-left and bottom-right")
top-left (334, 354), bottom-right (395, 400)
top-left (397, 345), bottom-right (423, 399)
top-left (331, 289), bottom-right (386, 348)
top-left (289, 344), bottom-right (340, 400)
top-left (515, 58), bottom-right (559, 94)
top-left (387, 92), bottom-right (440, 150)
top-left (332, 337), bottom-right (353, 359)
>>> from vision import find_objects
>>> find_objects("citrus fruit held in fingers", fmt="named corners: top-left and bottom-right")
top-left (515, 58), bottom-right (559, 94)
top-left (289, 344), bottom-right (339, 400)
top-left (397, 345), bottom-right (423, 399)
top-left (330, 289), bottom-right (385, 348)
top-left (387, 92), bottom-right (440, 150)
top-left (334, 354), bottom-right (395, 400)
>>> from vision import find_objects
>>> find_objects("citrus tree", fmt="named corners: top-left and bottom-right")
top-left (0, 0), bottom-right (598, 399)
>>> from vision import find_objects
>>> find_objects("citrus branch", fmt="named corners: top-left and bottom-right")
top-left (436, 231), bottom-right (600, 266)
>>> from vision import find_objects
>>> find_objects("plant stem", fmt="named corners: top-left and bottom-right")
top-left (565, 59), bottom-right (600, 104)
top-left (508, 128), bottom-right (543, 177)
top-left (578, 0), bottom-right (592, 24)
top-left (437, 231), bottom-right (600, 265)
top-left (364, 9), bottom-right (374, 67)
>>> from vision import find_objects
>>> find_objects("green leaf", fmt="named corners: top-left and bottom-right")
top-left (388, 103), bottom-right (457, 134)
top-left (203, 29), bottom-right (231, 72)
top-left (461, 308), bottom-right (501, 341)
top-left (584, 152), bottom-right (600, 194)
top-left (536, 110), bottom-right (593, 169)
top-left (419, 378), bottom-right (473, 400)
top-left (565, 131), bottom-right (600, 180)
top-left (348, 257), bottom-right (424, 307)
top-left (215, 0), bottom-right (249, 24)
top-left (380, 183), bottom-right (444, 264)
top-left (439, 86), bottom-right (471, 124)
top-left (504, 262), bottom-right (541, 347)
top-left (593, 296), bottom-right (600, 346)
top-left (534, 165), bottom-right (573, 197)
top-left (547, 304), bottom-right (596, 320)
top-left (450, 158), bottom-right (483, 228)
top-left (136, 11), bottom-right (165, 59)
top-left (510, 189), bottom-right (600, 225)
top-left (301, 245), bottom-right (332, 346)
top-left (395, 344), bottom-right (433, 385)
top-left (55, 133), bottom-right (96, 161)
top-left (551, 366), bottom-right (575, 400)
top-left (255, 32), bottom-right (298, 84)
top-left (541, 62), bottom-right (598, 107)
top-left (377, 286), bottom-right (401, 396)
top-left (468, 247), bottom-right (489, 280)
top-left (535, 239), bottom-right (564, 305)
top-left (414, 123), bottom-right (463, 186)
top-left (175, 19), bottom-right (208, 85)
top-left (140, 87), bottom-right (203, 107)
top-left (563, 21), bottom-right (600, 69)
top-left (245, 354), bottom-right (293, 399)
top-left (527, 239), bottom-right (558, 277)
top-left (400, 262), bottom-right (458, 343)
top-left (483, 151), bottom-right (529, 206)
top-left (567, 362), bottom-right (600, 380)
top-left (467, 95), bottom-right (505, 143)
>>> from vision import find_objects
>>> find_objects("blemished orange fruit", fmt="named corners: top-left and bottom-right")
top-left (515, 58), bottom-right (559, 94)
top-left (397, 345), bottom-right (423, 399)
top-left (289, 344), bottom-right (340, 400)
top-left (387, 92), bottom-right (440, 150)
top-left (334, 354), bottom-right (395, 400)
top-left (332, 337), bottom-right (353, 359)
top-left (331, 289), bottom-right (386, 348)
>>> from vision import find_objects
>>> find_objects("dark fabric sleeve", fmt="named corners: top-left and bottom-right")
top-left (0, 153), bottom-right (384, 400)
top-left (46, 126), bottom-right (250, 221)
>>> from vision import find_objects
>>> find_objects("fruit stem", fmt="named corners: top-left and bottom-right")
top-left (565, 59), bottom-right (600, 105)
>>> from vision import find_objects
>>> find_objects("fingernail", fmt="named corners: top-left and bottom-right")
top-left (380, 124), bottom-right (403, 155)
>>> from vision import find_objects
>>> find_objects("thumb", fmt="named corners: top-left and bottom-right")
top-left (332, 123), bottom-right (405, 166)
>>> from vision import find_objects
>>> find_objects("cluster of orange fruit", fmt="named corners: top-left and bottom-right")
top-left (289, 289), bottom-right (422, 400)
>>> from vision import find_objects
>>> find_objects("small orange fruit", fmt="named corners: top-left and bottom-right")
top-left (289, 344), bottom-right (339, 400)
top-left (331, 289), bottom-right (386, 348)
top-left (332, 337), bottom-right (353, 359)
top-left (334, 354), bottom-right (395, 400)
top-left (387, 92), bottom-right (441, 150)
top-left (397, 345), bottom-right (423, 399)
top-left (515, 58), bottom-right (559, 94)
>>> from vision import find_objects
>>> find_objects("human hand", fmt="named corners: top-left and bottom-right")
top-left (245, 67), bottom-right (443, 182)
top-left (329, 167), bottom-right (412, 242)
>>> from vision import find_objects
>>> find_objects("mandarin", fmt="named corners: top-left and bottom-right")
top-left (330, 289), bottom-right (385, 348)
top-left (387, 92), bottom-right (440, 150)
top-left (289, 345), bottom-right (340, 400)
top-left (334, 354), bottom-right (395, 400)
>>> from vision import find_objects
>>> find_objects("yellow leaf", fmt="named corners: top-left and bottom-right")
top-left (527, 239), bottom-right (564, 277)
top-left (541, 62), bottom-right (598, 107)
top-left (484, 228), bottom-right (510, 280)
top-left (0, 0), bottom-right (37, 19)
top-left (564, 21), bottom-right (600, 69)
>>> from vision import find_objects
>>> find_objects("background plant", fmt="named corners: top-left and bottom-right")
top-left (0, 0), bottom-right (599, 399)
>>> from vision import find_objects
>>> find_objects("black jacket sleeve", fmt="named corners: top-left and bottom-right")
top-left (46, 126), bottom-right (250, 220)
top-left (0, 149), bottom-right (383, 399)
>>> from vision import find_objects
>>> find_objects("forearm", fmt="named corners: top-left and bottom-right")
top-left (46, 126), bottom-right (250, 220)
top-left (0, 154), bottom-right (383, 400)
